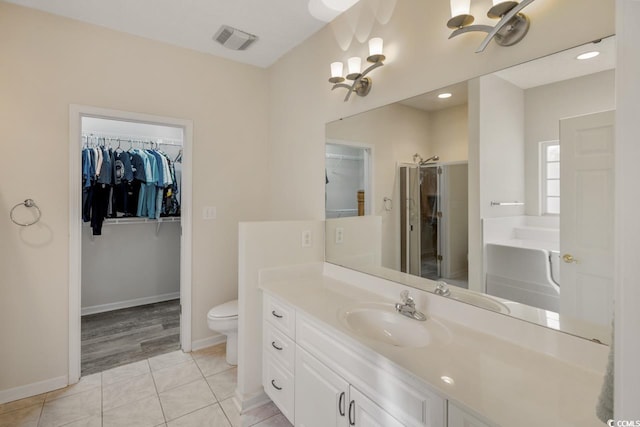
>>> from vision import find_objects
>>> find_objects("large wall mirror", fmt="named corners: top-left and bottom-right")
top-left (325, 36), bottom-right (615, 344)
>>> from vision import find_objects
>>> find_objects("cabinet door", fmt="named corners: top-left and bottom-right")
top-left (295, 346), bottom-right (349, 427)
top-left (349, 387), bottom-right (405, 427)
top-left (448, 402), bottom-right (493, 427)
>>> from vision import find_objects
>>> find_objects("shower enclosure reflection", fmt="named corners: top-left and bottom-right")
top-left (400, 162), bottom-right (468, 287)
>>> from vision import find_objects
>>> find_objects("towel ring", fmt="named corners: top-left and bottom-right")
top-left (383, 197), bottom-right (393, 211)
top-left (10, 199), bottom-right (41, 227)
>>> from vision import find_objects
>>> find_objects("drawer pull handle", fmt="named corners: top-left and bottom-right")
top-left (348, 400), bottom-right (355, 426)
top-left (271, 341), bottom-right (283, 351)
top-left (271, 310), bottom-right (283, 319)
top-left (338, 392), bottom-right (346, 416)
top-left (271, 379), bottom-right (282, 391)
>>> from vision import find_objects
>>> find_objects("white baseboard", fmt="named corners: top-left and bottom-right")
top-left (191, 334), bottom-right (226, 351)
top-left (233, 388), bottom-right (270, 413)
top-left (81, 292), bottom-right (180, 315)
top-left (0, 375), bottom-right (68, 405)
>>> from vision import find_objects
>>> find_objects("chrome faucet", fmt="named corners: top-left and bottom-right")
top-left (434, 281), bottom-right (451, 297)
top-left (395, 290), bottom-right (426, 321)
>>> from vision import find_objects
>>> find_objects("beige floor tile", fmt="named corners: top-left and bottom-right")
top-left (158, 378), bottom-right (215, 421)
top-left (220, 399), bottom-right (241, 427)
top-left (205, 368), bottom-right (237, 401)
top-left (149, 351), bottom-right (193, 372)
top-left (102, 359), bottom-right (151, 386)
top-left (152, 360), bottom-right (203, 393)
top-left (166, 404), bottom-right (231, 427)
top-left (60, 414), bottom-right (102, 427)
top-left (251, 414), bottom-right (292, 427)
top-left (38, 388), bottom-right (101, 427)
top-left (0, 393), bottom-right (45, 415)
top-left (241, 402), bottom-right (281, 427)
top-left (218, 399), bottom-right (240, 427)
top-left (219, 399), bottom-right (281, 427)
top-left (192, 345), bottom-right (234, 377)
top-left (46, 373), bottom-right (101, 402)
top-left (102, 372), bottom-right (157, 412)
top-left (103, 394), bottom-right (165, 427)
top-left (0, 404), bottom-right (41, 427)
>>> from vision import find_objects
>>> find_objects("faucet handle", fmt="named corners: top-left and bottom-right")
top-left (400, 290), bottom-right (413, 304)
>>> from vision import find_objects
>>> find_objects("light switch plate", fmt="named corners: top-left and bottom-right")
top-left (301, 230), bottom-right (312, 247)
top-left (203, 206), bottom-right (217, 220)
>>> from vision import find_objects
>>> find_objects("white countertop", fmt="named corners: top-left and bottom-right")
top-left (260, 272), bottom-right (606, 427)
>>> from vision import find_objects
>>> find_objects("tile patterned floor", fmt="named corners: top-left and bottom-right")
top-left (0, 344), bottom-right (292, 427)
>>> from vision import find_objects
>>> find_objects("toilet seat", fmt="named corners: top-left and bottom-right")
top-left (207, 299), bottom-right (238, 319)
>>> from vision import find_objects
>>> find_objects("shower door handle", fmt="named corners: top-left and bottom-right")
top-left (562, 254), bottom-right (579, 264)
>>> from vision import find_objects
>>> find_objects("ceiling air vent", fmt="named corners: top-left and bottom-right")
top-left (213, 25), bottom-right (258, 51)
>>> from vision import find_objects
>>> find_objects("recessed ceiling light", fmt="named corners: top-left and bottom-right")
top-left (576, 51), bottom-right (600, 60)
top-left (438, 93), bottom-right (453, 99)
top-left (441, 376), bottom-right (455, 385)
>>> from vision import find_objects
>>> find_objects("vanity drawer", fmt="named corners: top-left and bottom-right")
top-left (263, 322), bottom-right (295, 372)
top-left (263, 354), bottom-right (294, 424)
top-left (263, 294), bottom-right (296, 339)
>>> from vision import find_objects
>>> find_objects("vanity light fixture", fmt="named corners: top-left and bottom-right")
top-left (329, 38), bottom-right (386, 102)
top-left (576, 51), bottom-right (600, 60)
top-left (447, 0), bottom-right (536, 53)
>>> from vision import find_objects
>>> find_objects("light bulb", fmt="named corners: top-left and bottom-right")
top-left (368, 38), bottom-right (384, 56)
top-left (348, 57), bottom-right (361, 75)
top-left (330, 62), bottom-right (344, 78)
top-left (450, 0), bottom-right (470, 17)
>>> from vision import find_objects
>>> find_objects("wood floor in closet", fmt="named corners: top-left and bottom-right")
top-left (81, 299), bottom-right (180, 376)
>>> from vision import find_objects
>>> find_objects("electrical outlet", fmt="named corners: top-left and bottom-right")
top-left (301, 230), bottom-right (312, 248)
top-left (203, 206), bottom-right (217, 220)
top-left (335, 227), bottom-right (344, 244)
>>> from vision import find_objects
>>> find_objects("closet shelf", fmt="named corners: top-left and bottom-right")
top-left (103, 217), bottom-right (180, 225)
top-left (82, 216), bottom-right (181, 226)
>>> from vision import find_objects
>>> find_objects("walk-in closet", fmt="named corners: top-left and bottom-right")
top-left (80, 117), bottom-right (184, 375)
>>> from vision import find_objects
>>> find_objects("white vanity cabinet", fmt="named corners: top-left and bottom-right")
top-left (295, 346), bottom-right (405, 427)
top-left (447, 403), bottom-right (494, 427)
top-left (262, 295), bottom-right (296, 423)
top-left (262, 293), bottom-right (446, 427)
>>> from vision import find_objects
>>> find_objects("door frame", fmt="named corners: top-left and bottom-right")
top-left (325, 139), bottom-right (374, 215)
top-left (68, 105), bottom-right (193, 383)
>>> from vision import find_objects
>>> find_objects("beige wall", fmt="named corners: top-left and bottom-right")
top-left (326, 103), bottom-right (430, 269)
top-left (615, 0), bottom-right (640, 414)
top-left (429, 104), bottom-right (469, 163)
top-left (237, 221), bottom-right (324, 406)
top-left (0, 2), bottom-right (269, 393)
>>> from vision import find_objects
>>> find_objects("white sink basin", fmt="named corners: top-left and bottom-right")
top-left (339, 303), bottom-right (450, 348)
top-left (447, 290), bottom-right (510, 314)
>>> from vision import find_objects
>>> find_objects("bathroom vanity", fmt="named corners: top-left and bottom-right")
top-left (259, 265), bottom-right (606, 427)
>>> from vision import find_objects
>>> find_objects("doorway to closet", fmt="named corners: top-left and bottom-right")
top-left (69, 106), bottom-right (193, 383)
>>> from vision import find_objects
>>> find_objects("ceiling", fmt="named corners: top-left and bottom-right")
top-left (4, 0), bottom-right (360, 68)
top-left (401, 35), bottom-right (615, 112)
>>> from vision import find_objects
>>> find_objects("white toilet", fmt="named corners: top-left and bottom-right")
top-left (207, 299), bottom-right (238, 365)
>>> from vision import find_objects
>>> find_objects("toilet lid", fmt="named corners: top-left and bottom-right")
top-left (208, 300), bottom-right (238, 319)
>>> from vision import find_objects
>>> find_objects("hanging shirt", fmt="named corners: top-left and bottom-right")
top-left (97, 147), bottom-right (113, 185)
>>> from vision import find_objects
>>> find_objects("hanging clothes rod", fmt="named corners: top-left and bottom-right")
top-left (82, 133), bottom-right (183, 146)
top-left (325, 153), bottom-right (362, 161)
top-left (490, 201), bottom-right (525, 206)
